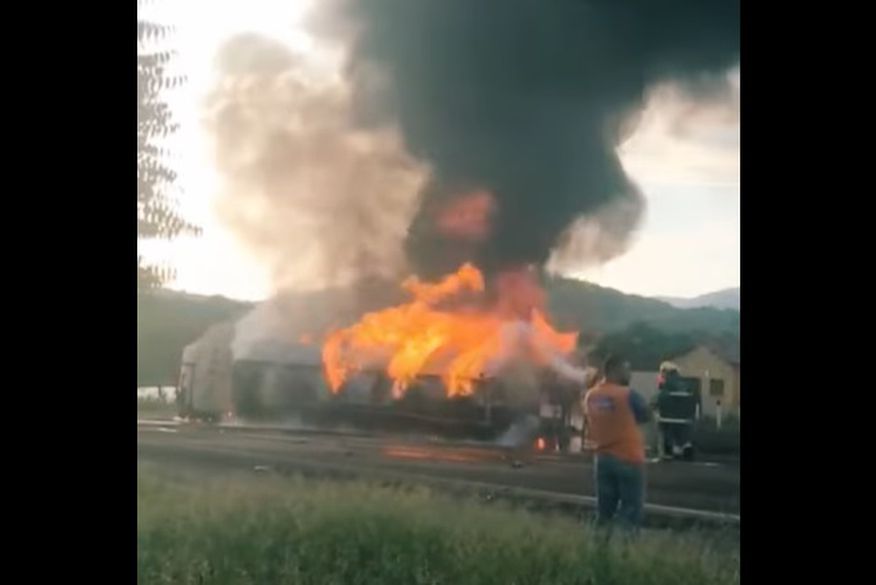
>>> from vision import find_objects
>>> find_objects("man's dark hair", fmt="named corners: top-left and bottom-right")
top-left (603, 354), bottom-right (626, 378)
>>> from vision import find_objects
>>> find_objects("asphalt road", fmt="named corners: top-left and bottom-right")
top-left (137, 422), bottom-right (740, 520)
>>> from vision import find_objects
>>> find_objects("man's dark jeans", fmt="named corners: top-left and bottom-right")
top-left (594, 453), bottom-right (645, 529)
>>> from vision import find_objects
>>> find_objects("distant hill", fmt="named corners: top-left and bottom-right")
top-left (546, 278), bottom-right (739, 339)
top-left (137, 290), bottom-right (253, 386)
top-left (658, 287), bottom-right (740, 311)
top-left (138, 279), bottom-right (739, 386)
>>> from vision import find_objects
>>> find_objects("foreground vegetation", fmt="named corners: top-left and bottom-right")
top-left (138, 465), bottom-right (739, 585)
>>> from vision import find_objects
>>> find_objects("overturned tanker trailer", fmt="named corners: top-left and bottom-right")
top-left (176, 323), bottom-right (585, 446)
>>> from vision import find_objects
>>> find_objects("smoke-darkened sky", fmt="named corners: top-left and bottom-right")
top-left (322, 0), bottom-right (739, 277)
top-left (138, 0), bottom-right (739, 300)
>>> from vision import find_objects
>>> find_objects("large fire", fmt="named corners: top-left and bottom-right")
top-left (435, 191), bottom-right (495, 241)
top-left (321, 263), bottom-right (578, 398)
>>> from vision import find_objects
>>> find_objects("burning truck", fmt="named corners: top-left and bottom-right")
top-left (177, 264), bottom-right (592, 448)
top-left (177, 322), bottom-right (234, 422)
top-left (231, 341), bottom-right (328, 418)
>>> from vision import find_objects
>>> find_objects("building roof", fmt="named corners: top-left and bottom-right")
top-left (716, 347), bottom-right (740, 367)
top-left (672, 344), bottom-right (739, 368)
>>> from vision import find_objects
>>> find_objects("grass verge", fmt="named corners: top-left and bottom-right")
top-left (138, 464), bottom-right (739, 585)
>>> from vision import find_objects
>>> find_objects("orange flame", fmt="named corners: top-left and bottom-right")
top-left (436, 191), bottom-right (495, 241)
top-left (322, 263), bottom-right (578, 398)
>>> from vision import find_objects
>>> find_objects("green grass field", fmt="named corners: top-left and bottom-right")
top-left (138, 465), bottom-right (739, 585)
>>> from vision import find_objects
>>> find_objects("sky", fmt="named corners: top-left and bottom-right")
top-left (138, 0), bottom-right (740, 302)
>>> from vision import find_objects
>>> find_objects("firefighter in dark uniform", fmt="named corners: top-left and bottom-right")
top-left (653, 362), bottom-right (700, 460)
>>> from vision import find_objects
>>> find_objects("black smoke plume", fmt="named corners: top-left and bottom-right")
top-left (322, 0), bottom-right (739, 277)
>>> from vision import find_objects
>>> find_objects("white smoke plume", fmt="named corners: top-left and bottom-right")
top-left (545, 196), bottom-right (644, 276)
top-left (203, 33), bottom-right (429, 293)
